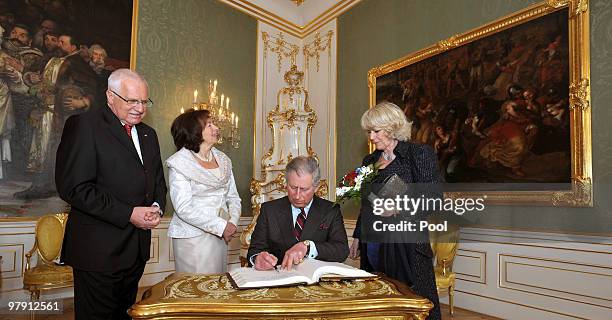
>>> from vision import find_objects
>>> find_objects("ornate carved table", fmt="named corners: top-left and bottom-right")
top-left (129, 273), bottom-right (432, 319)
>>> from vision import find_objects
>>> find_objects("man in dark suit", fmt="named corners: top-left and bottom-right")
top-left (248, 156), bottom-right (349, 271)
top-left (55, 69), bottom-right (167, 320)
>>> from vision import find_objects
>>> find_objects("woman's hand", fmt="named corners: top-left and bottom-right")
top-left (222, 222), bottom-right (237, 243)
top-left (349, 238), bottom-right (360, 260)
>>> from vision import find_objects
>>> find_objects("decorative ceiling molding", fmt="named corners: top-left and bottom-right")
top-left (219, 0), bottom-right (360, 38)
top-left (290, 0), bottom-right (305, 6)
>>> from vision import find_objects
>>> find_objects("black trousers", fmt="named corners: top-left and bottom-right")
top-left (73, 261), bottom-right (146, 320)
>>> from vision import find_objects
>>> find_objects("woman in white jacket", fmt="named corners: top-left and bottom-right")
top-left (166, 109), bottom-right (241, 274)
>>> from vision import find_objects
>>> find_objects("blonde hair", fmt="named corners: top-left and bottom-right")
top-left (361, 101), bottom-right (412, 141)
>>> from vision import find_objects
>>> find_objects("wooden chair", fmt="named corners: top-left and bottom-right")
top-left (23, 213), bottom-right (73, 301)
top-left (429, 222), bottom-right (460, 315)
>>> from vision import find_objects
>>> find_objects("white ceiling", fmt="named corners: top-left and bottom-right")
top-left (220, 0), bottom-right (361, 37)
top-left (244, 0), bottom-right (345, 26)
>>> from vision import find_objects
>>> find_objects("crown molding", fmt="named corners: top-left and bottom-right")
top-left (219, 0), bottom-right (361, 38)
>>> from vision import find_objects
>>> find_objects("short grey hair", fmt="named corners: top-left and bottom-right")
top-left (361, 101), bottom-right (412, 141)
top-left (89, 44), bottom-right (107, 58)
top-left (107, 69), bottom-right (148, 92)
top-left (285, 156), bottom-right (320, 186)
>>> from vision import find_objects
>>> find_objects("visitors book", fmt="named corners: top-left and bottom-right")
top-left (229, 259), bottom-right (377, 289)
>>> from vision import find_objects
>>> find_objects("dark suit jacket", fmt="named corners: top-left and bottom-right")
top-left (55, 106), bottom-right (167, 272)
top-left (247, 196), bottom-right (349, 265)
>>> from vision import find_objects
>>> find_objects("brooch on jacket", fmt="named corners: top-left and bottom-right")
top-left (319, 223), bottom-right (330, 230)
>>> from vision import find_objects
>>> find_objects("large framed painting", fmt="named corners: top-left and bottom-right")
top-left (369, 0), bottom-right (591, 206)
top-left (0, 0), bottom-right (138, 219)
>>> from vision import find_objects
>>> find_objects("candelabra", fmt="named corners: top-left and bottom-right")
top-left (184, 79), bottom-right (240, 148)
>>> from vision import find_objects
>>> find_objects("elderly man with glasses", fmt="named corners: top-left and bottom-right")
top-left (55, 68), bottom-right (167, 320)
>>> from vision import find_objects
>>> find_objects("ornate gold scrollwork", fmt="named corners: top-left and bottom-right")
top-left (303, 30), bottom-right (334, 72)
top-left (552, 177), bottom-right (592, 207)
top-left (545, 0), bottom-right (570, 8)
top-left (437, 35), bottom-right (459, 51)
top-left (315, 180), bottom-right (328, 198)
top-left (572, 0), bottom-right (589, 17)
top-left (262, 32), bottom-right (299, 73)
top-left (569, 78), bottom-right (590, 110)
top-left (546, 0), bottom-right (587, 18)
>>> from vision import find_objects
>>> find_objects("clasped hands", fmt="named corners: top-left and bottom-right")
top-left (130, 206), bottom-right (161, 230)
top-left (254, 242), bottom-right (308, 271)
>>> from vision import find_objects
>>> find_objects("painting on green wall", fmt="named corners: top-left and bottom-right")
top-left (0, 0), bottom-right (137, 219)
top-left (368, 1), bottom-right (591, 206)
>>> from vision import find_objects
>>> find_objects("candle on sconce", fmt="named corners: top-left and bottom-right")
top-left (226, 97), bottom-right (230, 108)
top-left (235, 116), bottom-right (238, 129)
top-left (231, 112), bottom-right (235, 126)
top-left (193, 90), bottom-right (198, 103)
top-left (180, 107), bottom-right (184, 114)
top-left (213, 80), bottom-right (218, 93)
top-left (220, 94), bottom-right (224, 107)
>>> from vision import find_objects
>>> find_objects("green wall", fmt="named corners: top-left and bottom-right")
top-left (337, 0), bottom-right (612, 233)
top-left (136, 0), bottom-right (256, 215)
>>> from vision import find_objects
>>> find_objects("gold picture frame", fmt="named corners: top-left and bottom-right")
top-left (368, 0), bottom-right (591, 207)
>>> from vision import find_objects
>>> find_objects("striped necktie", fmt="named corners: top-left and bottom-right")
top-left (124, 124), bottom-right (133, 137)
top-left (293, 207), bottom-right (307, 241)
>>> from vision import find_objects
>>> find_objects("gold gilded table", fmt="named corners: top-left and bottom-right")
top-left (129, 273), bottom-right (433, 319)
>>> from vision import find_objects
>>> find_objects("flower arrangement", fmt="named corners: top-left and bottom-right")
top-left (335, 164), bottom-right (377, 204)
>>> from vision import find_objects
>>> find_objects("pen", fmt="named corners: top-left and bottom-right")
top-left (274, 265), bottom-right (280, 272)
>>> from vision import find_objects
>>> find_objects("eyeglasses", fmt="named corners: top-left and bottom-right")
top-left (110, 90), bottom-right (154, 108)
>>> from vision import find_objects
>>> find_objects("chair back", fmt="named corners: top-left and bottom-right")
top-left (430, 223), bottom-right (460, 271)
top-left (34, 213), bottom-right (68, 265)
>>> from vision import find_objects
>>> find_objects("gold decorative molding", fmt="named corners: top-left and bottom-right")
top-left (552, 177), bottom-right (592, 206)
top-left (437, 35), bottom-right (459, 51)
top-left (303, 30), bottom-right (334, 72)
top-left (368, 0), bottom-right (592, 207)
top-left (545, 0), bottom-right (569, 8)
top-left (571, 0), bottom-right (589, 18)
top-left (290, 0), bottom-right (305, 6)
top-left (262, 32), bottom-right (299, 73)
top-left (569, 78), bottom-right (590, 110)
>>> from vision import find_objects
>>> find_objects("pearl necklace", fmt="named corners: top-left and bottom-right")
top-left (193, 150), bottom-right (213, 162)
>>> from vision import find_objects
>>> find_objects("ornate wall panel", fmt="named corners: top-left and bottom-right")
top-left (303, 21), bottom-right (337, 197)
top-left (255, 23), bottom-right (303, 179)
top-left (453, 228), bottom-right (612, 319)
top-left (254, 20), bottom-right (338, 199)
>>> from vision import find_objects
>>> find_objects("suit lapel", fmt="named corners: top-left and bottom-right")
top-left (301, 197), bottom-right (322, 239)
top-left (277, 197), bottom-right (297, 244)
top-left (102, 107), bottom-right (142, 164)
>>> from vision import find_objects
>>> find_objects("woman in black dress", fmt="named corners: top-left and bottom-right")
top-left (349, 101), bottom-right (441, 320)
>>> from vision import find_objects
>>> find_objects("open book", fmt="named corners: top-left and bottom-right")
top-left (229, 259), bottom-right (377, 289)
